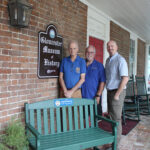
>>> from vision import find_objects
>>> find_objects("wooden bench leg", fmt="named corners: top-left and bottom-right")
top-left (112, 142), bottom-right (117, 150)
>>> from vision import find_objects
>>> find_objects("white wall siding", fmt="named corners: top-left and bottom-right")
top-left (87, 4), bottom-right (110, 112)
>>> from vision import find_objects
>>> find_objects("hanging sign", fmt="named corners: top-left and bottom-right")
top-left (38, 24), bottom-right (63, 78)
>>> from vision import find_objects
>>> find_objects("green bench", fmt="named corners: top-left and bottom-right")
top-left (25, 98), bottom-right (118, 150)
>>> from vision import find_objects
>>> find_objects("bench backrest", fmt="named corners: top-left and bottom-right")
top-left (25, 98), bottom-right (97, 135)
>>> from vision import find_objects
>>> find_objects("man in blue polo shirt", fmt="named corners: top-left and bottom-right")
top-left (59, 40), bottom-right (86, 98)
top-left (82, 45), bottom-right (106, 114)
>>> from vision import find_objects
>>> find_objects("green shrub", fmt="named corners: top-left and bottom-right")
top-left (0, 142), bottom-right (9, 150)
top-left (0, 119), bottom-right (29, 150)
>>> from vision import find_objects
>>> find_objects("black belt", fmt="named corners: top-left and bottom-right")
top-left (108, 89), bottom-right (118, 92)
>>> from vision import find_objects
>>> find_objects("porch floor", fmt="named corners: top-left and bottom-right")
top-left (118, 115), bottom-right (150, 150)
top-left (86, 115), bottom-right (150, 150)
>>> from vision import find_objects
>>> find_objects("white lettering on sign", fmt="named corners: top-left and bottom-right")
top-left (43, 46), bottom-right (60, 54)
top-left (40, 37), bottom-right (62, 47)
top-left (54, 99), bottom-right (73, 107)
top-left (44, 59), bottom-right (60, 68)
top-left (47, 70), bottom-right (56, 74)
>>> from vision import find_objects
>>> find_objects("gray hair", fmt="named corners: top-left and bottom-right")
top-left (86, 45), bottom-right (96, 53)
top-left (68, 40), bottom-right (79, 49)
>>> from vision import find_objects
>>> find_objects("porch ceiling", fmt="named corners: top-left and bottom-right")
top-left (87, 0), bottom-right (150, 43)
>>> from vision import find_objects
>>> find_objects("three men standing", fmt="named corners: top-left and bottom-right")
top-left (59, 40), bottom-right (129, 150)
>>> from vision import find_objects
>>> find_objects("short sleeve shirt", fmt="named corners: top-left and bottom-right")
top-left (105, 53), bottom-right (128, 90)
top-left (60, 55), bottom-right (86, 89)
top-left (82, 60), bottom-right (106, 99)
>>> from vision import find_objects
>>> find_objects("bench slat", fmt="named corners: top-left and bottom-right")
top-left (79, 105), bottom-right (84, 129)
top-left (56, 108), bottom-right (61, 133)
top-left (62, 107), bottom-right (67, 132)
top-left (68, 106), bottom-right (73, 131)
top-left (94, 100), bottom-right (98, 127)
top-left (43, 109), bottom-right (48, 134)
top-left (74, 106), bottom-right (78, 130)
top-left (50, 108), bottom-right (55, 134)
top-left (37, 109), bottom-right (42, 134)
top-left (85, 105), bottom-right (89, 129)
top-left (90, 105), bottom-right (94, 127)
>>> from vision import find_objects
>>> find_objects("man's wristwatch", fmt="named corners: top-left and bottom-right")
top-left (95, 94), bottom-right (100, 97)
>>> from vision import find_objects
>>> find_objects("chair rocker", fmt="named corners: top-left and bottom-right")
top-left (135, 76), bottom-right (150, 115)
top-left (123, 75), bottom-right (140, 124)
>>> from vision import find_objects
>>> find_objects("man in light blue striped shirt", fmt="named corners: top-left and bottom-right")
top-left (105, 40), bottom-right (129, 150)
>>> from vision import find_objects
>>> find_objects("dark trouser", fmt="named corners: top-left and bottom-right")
top-left (107, 89), bottom-right (126, 149)
top-left (97, 98), bottom-right (102, 115)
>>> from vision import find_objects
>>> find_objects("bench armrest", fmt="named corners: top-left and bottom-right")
top-left (26, 123), bottom-right (40, 138)
top-left (95, 115), bottom-right (118, 126)
top-left (96, 115), bottom-right (118, 137)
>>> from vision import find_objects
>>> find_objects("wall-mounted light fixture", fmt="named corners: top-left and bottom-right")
top-left (8, 0), bottom-right (32, 28)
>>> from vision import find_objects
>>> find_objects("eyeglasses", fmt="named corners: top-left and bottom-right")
top-left (86, 51), bottom-right (95, 54)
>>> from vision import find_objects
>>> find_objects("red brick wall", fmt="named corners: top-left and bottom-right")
top-left (137, 39), bottom-right (146, 76)
top-left (0, 0), bottom-right (87, 133)
top-left (110, 21), bottom-right (130, 65)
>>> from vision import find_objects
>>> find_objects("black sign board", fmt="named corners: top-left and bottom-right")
top-left (38, 24), bottom-right (63, 78)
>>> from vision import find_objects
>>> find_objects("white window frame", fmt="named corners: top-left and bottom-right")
top-left (129, 39), bottom-right (135, 77)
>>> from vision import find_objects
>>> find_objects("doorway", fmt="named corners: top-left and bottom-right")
top-left (89, 36), bottom-right (104, 63)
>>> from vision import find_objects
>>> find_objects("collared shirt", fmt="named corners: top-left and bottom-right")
top-left (81, 60), bottom-right (106, 99)
top-left (60, 55), bottom-right (86, 89)
top-left (105, 52), bottom-right (128, 90)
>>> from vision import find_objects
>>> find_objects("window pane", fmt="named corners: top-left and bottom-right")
top-left (129, 39), bottom-right (135, 76)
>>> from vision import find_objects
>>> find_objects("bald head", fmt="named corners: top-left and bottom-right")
top-left (107, 40), bottom-right (118, 56)
top-left (68, 40), bottom-right (79, 57)
top-left (68, 40), bottom-right (79, 49)
top-left (107, 40), bottom-right (118, 46)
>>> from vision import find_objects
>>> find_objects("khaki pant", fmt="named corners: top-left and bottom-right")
top-left (60, 89), bottom-right (82, 98)
top-left (59, 89), bottom-right (82, 130)
top-left (107, 89), bottom-right (126, 149)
